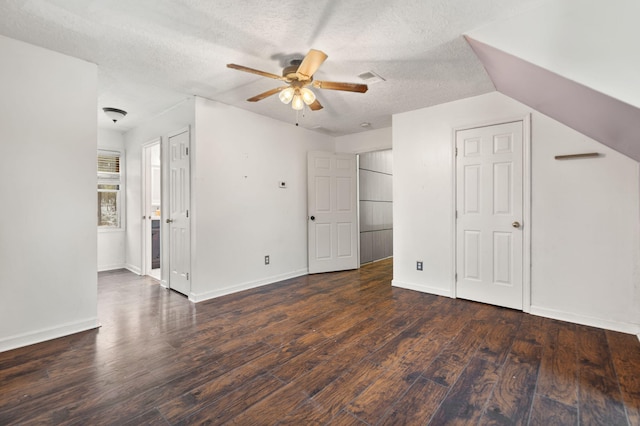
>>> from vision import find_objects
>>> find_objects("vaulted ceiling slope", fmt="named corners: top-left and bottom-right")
top-left (467, 0), bottom-right (640, 161)
top-left (0, 0), bottom-right (549, 136)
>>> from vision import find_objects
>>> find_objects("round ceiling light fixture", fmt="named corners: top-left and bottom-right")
top-left (103, 107), bottom-right (128, 123)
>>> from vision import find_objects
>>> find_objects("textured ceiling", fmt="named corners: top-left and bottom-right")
top-left (0, 0), bottom-right (549, 136)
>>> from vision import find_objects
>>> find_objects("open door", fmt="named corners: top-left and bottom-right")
top-left (307, 151), bottom-right (359, 274)
top-left (167, 128), bottom-right (191, 296)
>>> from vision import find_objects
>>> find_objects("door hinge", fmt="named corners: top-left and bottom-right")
top-left (186, 209), bottom-right (189, 218)
top-left (455, 273), bottom-right (458, 281)
top-left (455, 210), bottom-right (458, 219)
top-left (186, 147), bottom-right (189, 155)
top-left (455, 147), bottom-right (458, 156)
top-left (186, 273), bottom-right (190, 280)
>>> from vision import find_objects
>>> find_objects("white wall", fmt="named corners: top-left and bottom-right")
top-left (0, 35), bottom-right (98, 352)
top-left (98, 129), bottom-right (126, 271)
top-left (335, 127), bottom-right (392, 154)
top-left (467, 0), bottom-right (640, 109)
top-left (123, 98), bottom-right (195, 279)
top-left (191, 97), bottom-right (334, 301)
top-left (393, 91), bottom-right (640, 334)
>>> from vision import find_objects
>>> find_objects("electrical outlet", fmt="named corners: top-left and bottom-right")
top-left (416, 261), bottom-right (423, 271)
top-left (265, 255), bottom-right (270, 265)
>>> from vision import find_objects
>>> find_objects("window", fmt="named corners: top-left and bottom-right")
top-left (98, 150), bottom-right (122, 228)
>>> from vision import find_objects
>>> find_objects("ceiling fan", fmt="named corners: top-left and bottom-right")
top-left (227, 49), bottom-right (368, 111)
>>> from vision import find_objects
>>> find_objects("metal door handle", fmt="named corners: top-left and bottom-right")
top-left (166, 219), bottom-right (174, 224)
top-left (512, 221), bottom-right (521, 228)
top-left (310, 216), bottom-right (315, 221)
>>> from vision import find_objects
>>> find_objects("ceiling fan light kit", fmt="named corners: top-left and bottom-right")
top-left (227, 49), bottom-right (368, 119)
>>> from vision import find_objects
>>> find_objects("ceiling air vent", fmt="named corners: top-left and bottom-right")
top-left (358, 71), bottom-right (385, 84)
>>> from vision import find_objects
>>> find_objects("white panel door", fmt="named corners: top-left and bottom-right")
top-left (456, 121), bottom-right (523, 310)
top-left (168, 129), bottom-right (191, 296)
top-left (308, 151), bottom-right (359, 274)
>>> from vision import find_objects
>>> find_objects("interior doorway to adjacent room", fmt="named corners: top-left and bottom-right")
top-left (358, 149), bottom-right (393, 265)
top-left (142, 140), bottom-right (162, 281)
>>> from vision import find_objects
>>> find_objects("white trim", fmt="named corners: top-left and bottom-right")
top-left (125, 263), bottom-right (142, 275)
top-left (450, 127), bottom-right (458, 299)
top-left (189, 269), bottom-right (309, 303)
top-left (0, 318), bottom-right (100, 353)
top-left (98, 263), bottom-right (127, 272)
top-left (451, 115), bottom-right (532, 311)
top-left (530, 305), bottom-right (640, 336)
top-left (392, 280), bottom-right (452, 298)
top-left (521, 114), bottom-right (532, 313)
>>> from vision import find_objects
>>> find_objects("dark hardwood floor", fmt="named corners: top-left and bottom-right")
top-left (1, 258), bottom-right (639, 425)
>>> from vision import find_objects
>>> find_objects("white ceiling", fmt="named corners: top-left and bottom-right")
top-left (0, 0), bottom-right (549, 136)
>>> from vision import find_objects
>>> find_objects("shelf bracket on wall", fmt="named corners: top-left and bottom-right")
top-left (554, 152), bottom-right (600, 160)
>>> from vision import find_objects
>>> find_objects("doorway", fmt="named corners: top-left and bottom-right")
top-left (358, 149), bottom-right (393, 265)
top-left (454, 118), bottom-right (531, 310)
top-left (142, 140), bottom-right (162, 281)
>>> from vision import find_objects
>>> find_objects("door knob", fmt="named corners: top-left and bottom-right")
top-left (166, 219), bottom-right (174, 224)
top-left (512, 221), bottom-right (521, 228)
top-left (310, 216), bottom-right (315, 221)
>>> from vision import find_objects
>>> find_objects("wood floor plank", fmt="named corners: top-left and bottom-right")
top-left (276, 398), bottom-right (332, 425)
top-left (578, 368), bottom-right (627, 426)
top-left (606, 330), bottom-right (640, 425)
top-left (293, 342), bottom-right (371, 397)
top-left (536, 322), bottom-right (578, 407)
top-left (422, 319), bottom-right (490, 387)
top-left (122, 408), bottom-right (170, 426)
top-left (480, 339), bottom-right (543, 425)
top-left (172, 373), bottom-right (285, 425)
top-left (529, 395), bottom-right (578, 426)
top-left (311, 360), bottom-right (387, 419)
top-left (429, 357), bottom-right (501, 425)
top-left (576, 325), bottom-right (617, 379)
top-left (476, 320), bottom-right (519, 366)
top-left (344, 365), bottom-right (417, 423)
top-left (378, 376), bottom-right (448, 425)
top-left (327, 410), bottom-right (368, 425)
top-left (222, 381), bottom-right (308, 424)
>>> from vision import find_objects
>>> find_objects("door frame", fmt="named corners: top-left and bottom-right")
top-left (141, 138), bottom-right (163, 282)
top-left (451, 115), bottom-right (532, 312)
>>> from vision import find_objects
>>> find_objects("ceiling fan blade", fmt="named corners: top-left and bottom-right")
top-left (295, 49), bottom-right (328, 80)
top-left (247, 86), bottom-right (288, 102)
top-left (313, 80), bottom-right (368, 93)
top-left (308, 99), bottom-right (323, 111)
top-left (227, 63), bottom-right (286, 81)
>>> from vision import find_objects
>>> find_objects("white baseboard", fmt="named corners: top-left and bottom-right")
top-left (391, 280), bottom-right (452, 298)
top-left (189, 269), bottom-right (309, 303)
top-left (0, 318), bottom-right (100, 353)
top-left (530, 305), bottom-right (640, 336)
top-left (98, 263), bottom-right (126, 272)
top-left (125, 264), bottom-right (142, 275)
